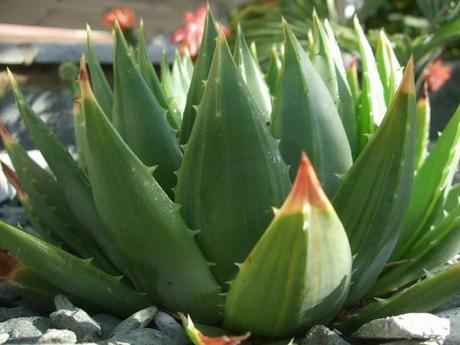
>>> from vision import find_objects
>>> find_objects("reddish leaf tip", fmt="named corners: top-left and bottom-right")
top-left (0, 249), bottom-right (21, 283)
top-left (0, 121), bottom-right (13, 144)
top-left (400, 57), bottom-right (415, 95)
top-left (1, 161), bottom-right (27, 199)
top-left (197, 332), bottom-right (250, 345)
top-left (78, 57), bottom-right (92, 98)
top-left (281, 152), bottom-right (330, 214)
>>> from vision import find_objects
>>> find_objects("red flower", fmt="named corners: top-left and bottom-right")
top-left (172, 4), bottom-right (230, 57)
top-left (424, 59), bottom-right (452, 92)
top-left (103, 7), bottom-right (136, 31)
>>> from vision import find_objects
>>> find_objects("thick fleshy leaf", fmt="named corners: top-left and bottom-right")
top-left (375, 30), bottom-right (403, 107)
top-left (0, 220), bottom-right (149, 317)
top-left (271, 22), bottom-right (352, 196)
top-left (392, 105), bottom-right (460, 259)
top-left (80, 69), bottom-right (222, 323)
top-left (112, 24), bottom-right (182, 197)
top-left (72, 94), bottom-right (88, 173)
top-left (160, 52), bottom-right (182, 129)
top-left (175, 34), bottom-right (291, 286)
top-left (370, 202), bottom-right (460, 295)
top-left (137, 21), bottom-right (180, 130)
top-left (234, 24), bottom-right (272, 122)
top-left (183, 315), bottom-right (250, 345)
top-left (354, 17), bottom-right (387, 151)
top-left (180, 7), bottom-right (218, 144)
top-left (161, 52), bottom-right (187, 117)
top-left (415, 94), bottom-right (431, 171)
top-left (265, 45), bottom-right (282, 97)
top-left (0, 119), bottom-right (115, 272)
top-left (7, 70), bottom-right (122, 272)
top-left (0, 250), bottom-right (60, 310)
top-left (0, 147), bottom-right (115, 273)
top-left (335, 263), bottom-right (460, 334)
top-left (0, 159), bottom-right (57, 245)
top-left (332, 60), bottom-right (417, 305)
top-left (436, 184), bottom-right (460, 223)
top-left (86, 26), bottom-right (113, 119)
top-left (311, 14), bottom-right (357, 157)
top-left (224, 154), bottom-right (351, 337)
top-left (346, 58), bottom-right (360, 106)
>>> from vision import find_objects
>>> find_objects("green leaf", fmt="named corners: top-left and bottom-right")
top-left (436, 184), bottom-right (460, 222)
top-left (72, 94), bottom-right (88, 173)
top-left (0, 157), bottom-right (58, 245)
top-left (375, 30), bottom-right (403, 107)
top-left (335, 263), bottom-right (460, 334)
top-left (354, 17), bottom-right (387, 151)
top-left (6, 69), bottom-right (122, 273)
top-left (415, 94), bottom-right (431, 171)
top-left (0, 220), bottom-right (150, 317)
top-left (0, 142), bottom-right (115, 273)
top-left (160, 51), bottom-right (183, 129)
top-left (370, 202), bottom-right (460, 296)
top-left (311, 14), bottom-right (358, 157)
top-left (413, 16), bottom-right (460, 60)
top-left (0, 251), bottom-right (61, 311)
top-left (86, 25), bottom-right (113, 119)
top-left (392, 105), bottom-right (460, 259)
top-left (271, 22), bottom-right (352, 197)
top-left (112, 24), bottom-right (182, 197)
top-left (80, 70), bottom-right (223, 323)
top-left (346, 58), bottom-right (360, 106)
top-left (234, 24), bottom-right (272, 122)
top-left (138, 20), bottom-right (180, 130)
top-left (332, 60), bottom-right (417, 305)
top-left (180, 7), bottom-right (219, 144)
top-left (170, 51), bottom-right (191, 114)
top-left (224, 154), bottom-right (351, 337)
top-left (175, 34), bottom-right (291, 286)
top-left (265, 45), bottom-right (282, 97)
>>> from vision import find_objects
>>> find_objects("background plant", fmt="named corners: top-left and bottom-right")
top-left (229, 0), bottom-right (460, 74)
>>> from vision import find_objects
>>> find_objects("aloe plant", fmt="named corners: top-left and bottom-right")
top-left (0, 8), bottom-right (459, 340)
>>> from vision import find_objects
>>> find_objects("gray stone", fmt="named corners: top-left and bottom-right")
top-left (302, 325), bottom-right (350, 345)
top-left (352, 313), bottom-right (450, 340)
top-left (109, 306), bottom-right (157, 336)
top-left (50, 295), bottom-right (101, 342)
top-left (37, 328), bottom-right (77, 344)
top-left (153, 311), bottom-right (189, 345)
top-left (0, 334), bottom-right (8, 344)
top-left (0, 316), bottom-right (50, 343)
top-left (110, 328), bottom-right (172, 345)
top-left (0, 305), bottom-right (38, 322)
top-left (436, 307), bottom-right (460, 345)
top-left (53, 294), bottom-right (74, 311)
top-left (92, 313), bottom-right (121, 339)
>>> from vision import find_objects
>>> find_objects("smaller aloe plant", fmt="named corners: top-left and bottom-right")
top-left (0, 7), bottom-right (459, 342)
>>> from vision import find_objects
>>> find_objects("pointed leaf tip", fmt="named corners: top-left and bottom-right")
top-left (0, 121), bottom-right (13, 144)
top-left (6, 68), bottom-right (19, 90)
top-left (184, 314), bottom-right (250, 345)
top-left (400, 57), bottom-right (415, 95)
top-left (281, 152), bottom-right (330, 214)
top-left (79, 58), bottom-right (92, 98)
